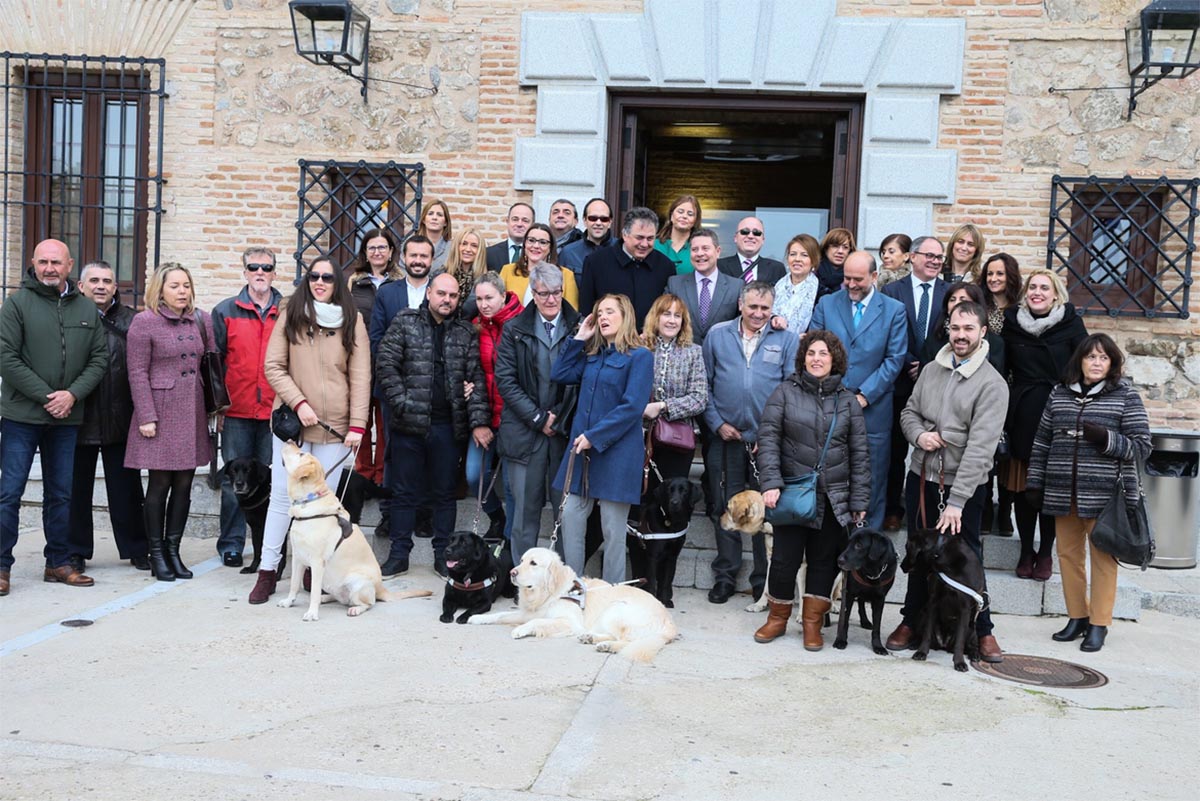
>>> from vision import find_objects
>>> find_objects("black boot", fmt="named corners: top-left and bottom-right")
top-left (1080, 625), bottom-right (1107, 652)
top-left (143, 494), bottom-right (174, 582)
top-left (485, 508), bottom-right (507, 540)
top-left (1052, 617), bottom-right (1090, 642)
top-left (164, 531), bottom-right (193, 579)
top-left (147, 536), bottom-right (174, 582)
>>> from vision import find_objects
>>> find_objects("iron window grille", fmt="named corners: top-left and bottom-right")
top-left (294, 159), bottom-right (423, 279)
top-left (1047, 174), bottom-right (1197, 319)
top-left (1, 52), bottom-right (166, 306)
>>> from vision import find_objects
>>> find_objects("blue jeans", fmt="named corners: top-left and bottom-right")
top-left (388, 422), bottom-right (458, 560)
top-left (217, 416), bottom-right (273, 555)
top-left (464, 437), bottom-right (501, 516)
top-left (1, 418), bottom-right (79, 570)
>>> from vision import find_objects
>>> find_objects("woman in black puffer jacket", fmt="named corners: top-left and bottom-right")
top-left (1001, 268), bottom-right (1088, 581)
top-left (1026, 335), bottom-right (1150, 653)
top-left (755, 329), bottom-right (870, 650)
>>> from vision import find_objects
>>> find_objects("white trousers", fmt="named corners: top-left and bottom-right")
top-left (259, 437), bottom-right (351, 572)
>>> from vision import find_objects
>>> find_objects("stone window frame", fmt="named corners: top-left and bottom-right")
top-left (1048, 175), bottom-right (1198, 320)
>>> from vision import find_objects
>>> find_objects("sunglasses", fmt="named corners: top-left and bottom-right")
top-left (307, 271), bottom-right (337, 284)
top-left (245, 263), bottom-right (275, 272)
top-left (738, 228), bottom-right (764, 237)
top-left (586, 215), bottom-right (611, 223)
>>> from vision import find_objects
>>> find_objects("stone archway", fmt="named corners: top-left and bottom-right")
top-left (514, 0), bottom-right (964, 247)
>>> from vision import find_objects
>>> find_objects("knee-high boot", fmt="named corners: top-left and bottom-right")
top-left (143, 496), bottom-right (174, 582)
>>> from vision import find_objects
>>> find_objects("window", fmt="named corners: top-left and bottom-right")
top-left (295, 160), bottom-right (424, 277)
top-left (2, 53), bottom-right (166, 302)
top-left (1047, 176), bottom-right (1197, 319)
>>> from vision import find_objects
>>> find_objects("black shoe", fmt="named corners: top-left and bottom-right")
top-left (68, 555), bottom-right (86, 573)
top-left (1080, 625), bottom-right (1107, 652)
top-left (707, 582), bottom-right (735, 604)
top-left (1052, 617), bottom-right (1090, 642)
top-left (380, 556), bottom-right (409, 578)
top-left (434, 555), bottom-right (448, 578)
top-left (129, 555), bottom-right (151, 571)
top-left (485, 510), bottom-right (507, 540)
top-left (222, 552), bottom-right (244, 568)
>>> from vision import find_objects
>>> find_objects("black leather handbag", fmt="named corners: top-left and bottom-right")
top-left (271, 403), bottom-right (303, 443)
top-left (196, 312), bottom-right (230, 415)
top-left (1090, 459), bottom-right (1155, 570)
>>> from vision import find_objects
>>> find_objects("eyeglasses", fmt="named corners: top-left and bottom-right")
top-left (525, 238), bottom-right (552, 247)
top-left (738, 228), bottom-right (764, 237)
top-left (586, 215), bottom-right (611, 223)
top-left (307, 272), bottom-right (337, 284)
top-left (245, 263), bottom-right (275, 272)
top-left (914, 252), bottom-right (945, 263)
top-left (532, 288), bottom-right (563, 300)
top-left (366, 245), bottom-right (391, 253)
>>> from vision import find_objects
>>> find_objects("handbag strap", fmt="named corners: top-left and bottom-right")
top-left (196, 310), bottom-right (215, 354)
top-left (813, 397), bottom-right (839, 472)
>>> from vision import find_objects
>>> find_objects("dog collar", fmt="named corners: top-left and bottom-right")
top-left (447, 576), bottom-right (494, 592)
top-left (560, 579), bottom-right (587, 609)
top-left (851, 565), bottom-right (895, 588)
top-left (626, 522), bottom-right (689, 541)
top-left (937, 571), bottom-right (986, 607)
top-left (291, 488), bottom-right (331, 507)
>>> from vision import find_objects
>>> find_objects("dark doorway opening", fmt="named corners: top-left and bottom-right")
top-left (607, 93), bottom-right (862, 262)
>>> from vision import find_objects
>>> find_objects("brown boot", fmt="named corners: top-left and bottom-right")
top-left (0, 570), bottom-right (10, 596)
top-left (753, 599), bottom-right (793, 643)
top-left (248, 570), bottom-right (277, 605)
top-left (801, 596), bottom-right (832, 652)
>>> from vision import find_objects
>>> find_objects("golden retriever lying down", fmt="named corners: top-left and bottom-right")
top-left (469, 547), bottom-right (679, 663)
top-left (277, 442), bottom-right (432, 620)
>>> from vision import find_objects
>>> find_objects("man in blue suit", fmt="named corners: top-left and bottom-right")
top-left (809, 250), bottom-right (907, 529)
top-left (880, 236), bottom-right (948, 530)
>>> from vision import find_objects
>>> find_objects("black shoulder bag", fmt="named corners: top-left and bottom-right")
top-left (1090, 458), bottom-right (1155, 570)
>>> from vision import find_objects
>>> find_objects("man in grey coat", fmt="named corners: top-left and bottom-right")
top-left (887, 301), bottom-right (1008, 663)
top-left (494, 265), bottom-right (580, 560)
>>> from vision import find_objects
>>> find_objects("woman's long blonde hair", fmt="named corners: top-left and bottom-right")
top-left (144, 262), bottom-right (195, 315)
top-left (585, 294), bottom-right (642, 355)
top-left (948, 223), bottom-right (985, 280)
top-left (446, 227), bottom-right (486, 283)
top-left (642, 293), bottom-right (694, 349)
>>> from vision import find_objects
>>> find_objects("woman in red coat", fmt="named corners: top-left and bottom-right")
top-left (125, 263), bottom-right (215, 581)
top-left (468, 272), bottom-right (522, 537)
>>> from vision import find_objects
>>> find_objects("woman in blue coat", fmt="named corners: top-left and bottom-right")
top-left (552, 294), bottom-right (654, 582)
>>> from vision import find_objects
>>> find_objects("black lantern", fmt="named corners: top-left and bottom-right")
top-left (289, 0), bottom-right (371, 102)
top-left (1126, 0), bottom-right (1200, 118)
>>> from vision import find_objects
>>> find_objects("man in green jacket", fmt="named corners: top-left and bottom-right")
top-left (1, 238), bottom-right (108, 594)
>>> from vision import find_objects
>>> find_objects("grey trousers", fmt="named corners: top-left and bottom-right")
top-left (503, 434), bottom-right (566, 561)
top-left (561, 494), bottom-right (630, 583)
top-left (705, 437), bottom-right (768, 590)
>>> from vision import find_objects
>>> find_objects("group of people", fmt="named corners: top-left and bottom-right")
top-left (0, 201), bottom-right (1153, 656)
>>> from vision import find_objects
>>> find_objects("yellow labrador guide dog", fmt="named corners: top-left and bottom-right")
top-left (277, 442), bottom-right (431, 620)
top-left (470, 547), bottom-right (678, 663)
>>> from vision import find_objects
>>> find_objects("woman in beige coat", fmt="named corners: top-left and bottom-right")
top-left (248, 256), bottom-right (370, 604)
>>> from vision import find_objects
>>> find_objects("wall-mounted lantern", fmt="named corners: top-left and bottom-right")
top-left (1126, 0), bottom-right (1199, 119)
top-left (289, 0), bottom-right (371, 103)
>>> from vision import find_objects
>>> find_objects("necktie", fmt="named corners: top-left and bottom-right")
top-left (853, 301), bottom-right (864, 329)
top-left (698, 277), bottom-right (712, 324)
top-left (512, 244), bottom-right (522, 263)
top-left (543, 320), bottom-right (554, 341)
top-left (741, 257), bottom-right (754, 283)
top-left (916, 283), bottom-right (931, 342)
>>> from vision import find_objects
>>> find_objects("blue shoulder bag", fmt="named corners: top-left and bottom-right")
top-left (764, 401), bottom-right (838, 527)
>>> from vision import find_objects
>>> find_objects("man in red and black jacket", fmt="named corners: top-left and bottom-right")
top-left (211, 247), bottom-right (282, 567)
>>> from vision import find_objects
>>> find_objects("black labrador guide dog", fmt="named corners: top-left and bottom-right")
top-left (628, 477), bottom-right (703, 608)
top-left (440, 532), bottom-right (514, 624)
top-left (833, 528), bottom-right (898, 655)
top-left (901, 526), bottom-right (987, 672)
top-left (225, 457), bottom-right (285, 576)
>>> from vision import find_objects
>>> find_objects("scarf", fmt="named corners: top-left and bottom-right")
top-left (1016, 303), bottom-right (1065, 337)
top-left (313, 301), bottom-right (345, 329)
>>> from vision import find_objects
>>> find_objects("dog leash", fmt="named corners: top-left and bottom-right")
top-left (470, 444), bottom-right (503, 537)
top-left (916, 450), bottom-right (946, 530)
top-left (549, 448), bottom-right (588, 550)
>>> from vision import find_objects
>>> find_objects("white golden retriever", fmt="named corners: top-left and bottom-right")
top-left (469, 547), bottom-right (678, 663)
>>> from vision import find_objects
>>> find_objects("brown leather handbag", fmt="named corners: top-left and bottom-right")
top-left (651, 415), bottom-right (695, 453)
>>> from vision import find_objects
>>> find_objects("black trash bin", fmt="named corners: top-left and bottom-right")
top-left (1145, 430), bottom-right (1199, 569)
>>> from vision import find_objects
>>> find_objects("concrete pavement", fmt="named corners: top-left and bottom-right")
top-left (1, 520), bottom-right (1197, 801)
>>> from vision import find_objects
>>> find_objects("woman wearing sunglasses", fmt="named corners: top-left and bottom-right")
top-left (248, 257), bottom-right (370, 604)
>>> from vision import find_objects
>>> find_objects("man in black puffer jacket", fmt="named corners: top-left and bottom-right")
top-left (376, 272), bottom-right (490, 578)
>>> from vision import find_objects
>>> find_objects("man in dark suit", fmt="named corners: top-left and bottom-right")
top-left (666, 229), bottom-right (741, 345)
top-left (577, 206), bottom-right (674, 327)
top-left (880, 236), bottom-right (948, 530)
top-left (717, 216), bottom-right (786, 285)
top-left (810, 251), bottom-right (907, 529)
top-left (485, 202), bottom-right (535, 272)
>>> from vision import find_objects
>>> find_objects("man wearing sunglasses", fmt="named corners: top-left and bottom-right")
top-left (717, 216), bottom-right (785, 286)
top-left (559, 197), bottom-right (616, 276)
top-left (211, 246), bottom-right (282, 567)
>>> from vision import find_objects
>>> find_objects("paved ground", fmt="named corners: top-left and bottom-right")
top-left (1, 522), bottom-right (1197, 801)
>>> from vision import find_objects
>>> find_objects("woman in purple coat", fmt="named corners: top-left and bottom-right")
top-left (125, 263), bottom-right (215, 581)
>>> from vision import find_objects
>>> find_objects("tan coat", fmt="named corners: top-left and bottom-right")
top-left (264, 306), bottom-right (370, 444)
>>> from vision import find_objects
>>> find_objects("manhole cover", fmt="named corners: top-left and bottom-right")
top-left (60, 619), bottom-right (94, 628)
top-left (973, 654), bottom-right (1107, 688)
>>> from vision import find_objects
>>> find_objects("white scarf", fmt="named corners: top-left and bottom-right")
top-left (1016, 303), bottom-right (1065, 337)
top-left (313, 301), bottom-right (344, 329)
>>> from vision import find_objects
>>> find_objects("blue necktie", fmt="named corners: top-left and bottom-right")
top-left (543, 320), bottom-right (554, 341)
top-left (916, 283), bottom-right (930, 343)
top-left (698, 277), bottom-right (712, 325)
top-left (853, 301), bottom-right (864, 329)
